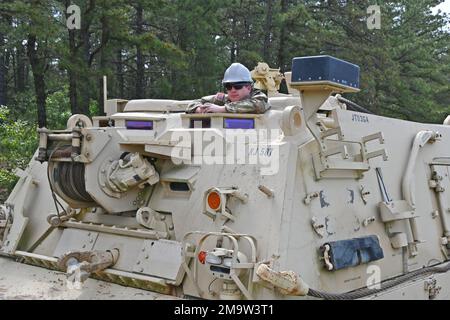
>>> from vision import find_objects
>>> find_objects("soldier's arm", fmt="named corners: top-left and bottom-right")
top-left (186, 95), bottom-right (224, 113)
top-left (224, 91), bottom-right (270, 114)
top-left (186, 100), bottom-right (203, 113)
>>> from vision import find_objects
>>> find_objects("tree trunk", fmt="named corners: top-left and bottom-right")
top-left (68, 51), bottom-right (78, 114)
top-left (79, 16), bottom-right (91, 115)
top-left (263, 0), bottom-right (274, 62)
top-left (16, 43), bottom-right (26, 92)
top-left (0, 30), bottom-right (6, 106)
top-left (26, 34), bottom-right (47, 128)
top-left (230, 17), bottom-right (237, 63)
top-left (116, 49), bottom-right (124, 98)
top-left (97, 14), bottom-right (109, 115)
top-left (32, 69), bottom-right (47, 128)
top-left (0, 5), bottom-right (12, 106)
top-left (65, 0), bottom-right (78, 114)
top-left (135, 4), bottom-right (144, 98)
top-left (0, 55), bottom-right (6, 107)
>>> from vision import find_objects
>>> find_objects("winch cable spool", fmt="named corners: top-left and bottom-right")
top-left (47, 148), bottom-right (68, 217)
top-left (57, 162), bottom-right (93, 203)
top-left (307, 261), bottom-right (450, 300)
top-left (336, 95), bottom-right (374, 115)
top-left (48, 147), bottom-right (94, 207)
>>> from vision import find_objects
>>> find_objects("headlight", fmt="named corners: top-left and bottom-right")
top-left (222, 257), bottom-right (233, 268)
top-left (205, 253), bottom-right (222, 265)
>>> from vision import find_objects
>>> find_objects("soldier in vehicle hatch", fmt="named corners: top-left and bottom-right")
top-left (186, 63), bottom-right (270, 114)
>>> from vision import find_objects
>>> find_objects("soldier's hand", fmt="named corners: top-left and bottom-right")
top-left (204, 103), bottom-right (226, 113)
top-left (195, 106), bottom-right (207, 113)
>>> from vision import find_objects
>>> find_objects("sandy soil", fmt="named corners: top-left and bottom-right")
top-left (0, 256), bottom-right (180, 300)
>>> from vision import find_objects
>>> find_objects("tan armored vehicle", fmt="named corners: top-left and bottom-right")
top-left (1, 55), bottom-right (450, 300)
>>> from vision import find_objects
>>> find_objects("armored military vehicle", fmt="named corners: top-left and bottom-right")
top-left (1, 55), bottom-right (450, 300)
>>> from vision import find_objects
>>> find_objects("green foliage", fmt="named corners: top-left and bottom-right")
top-left (0, 0), bottom-right (447, 123)
top-left (287, 0), bottom-right (450, 123)
top-left (0, 106), bottom-right (38, 200)
top-left (89, 99), bottom-right (100, 117)
top-left (8, 91), bottom-right (37, 123)
top-left (46, 87), bottom-right (72, 129)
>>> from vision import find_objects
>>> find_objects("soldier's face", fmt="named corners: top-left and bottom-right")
top-left (227, 85), bottom-right (251, 102)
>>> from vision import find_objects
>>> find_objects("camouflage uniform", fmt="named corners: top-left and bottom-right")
top-left (186, 89), bottom-right (270, 114)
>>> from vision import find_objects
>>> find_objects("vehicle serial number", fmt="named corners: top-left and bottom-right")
top-left (352, 113), bottom-right (369, 123)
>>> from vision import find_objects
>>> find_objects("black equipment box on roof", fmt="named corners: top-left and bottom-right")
top-left (291, 55), bottom-right (360, 90)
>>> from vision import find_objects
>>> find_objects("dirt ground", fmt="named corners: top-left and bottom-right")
top-left (0, 256), bottom-right (179, 300)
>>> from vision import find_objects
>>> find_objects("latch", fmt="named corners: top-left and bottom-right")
top-left (136, 207), bottom-right (174, 238)
top-left (320, 244), bottom-right (334, 271)
top-left (429, 171), bottom-right (445, 193)
top-left (360, 185), bottom-right (371, 205)
top-left (362, 216), bottom-right (376, 227)
top-left (304, 192), bottom-right (319, 205)
top-left (311, 217), bottom-right (325, 238)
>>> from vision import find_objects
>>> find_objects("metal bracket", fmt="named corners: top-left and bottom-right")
top-left (1, 173), bottom-right (33, 254)
top-left (322, 144), bottom-right (349, 159)
top-left (312, 147), bottom-right (370, 180)
top-left (356, 132), bottom-right (388, 162)
top-left (312, 130), bottom-right (388, 180)
top-left (320, 127), bottom-right (343, 140)
top-left (0, 205), bottom-right (12, 247)
top-left (203, 187), bottom-right (248, 222)
top-left (429, 164), bottom-right (450, 243)
top-left (362, 132), bottom-right (385, 145)
top-left (46, 208), bottom-right (78, 227)
top-left (424, 278), bottom-right (441, 300)
top-left (181, 231), bottom-right (257, 300)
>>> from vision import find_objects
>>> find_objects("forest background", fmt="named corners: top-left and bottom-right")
top-left (0, 0), bottom-right (449, 200)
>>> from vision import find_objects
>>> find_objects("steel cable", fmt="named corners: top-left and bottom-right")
top-left (336, 96), bottom-right (374, 115)
top-left (307, 262), bottom-right (450, 300)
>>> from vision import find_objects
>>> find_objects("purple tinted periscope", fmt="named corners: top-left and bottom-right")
top-left (224, 118), bottom-right (255, 129)
top-left (126, 120), bottom-right (153, 130)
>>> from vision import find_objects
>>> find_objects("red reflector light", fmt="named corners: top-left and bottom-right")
top-left (207, 191), bottom-right (221, 211)
top-left (198, 251), bottom-right (207, 264)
